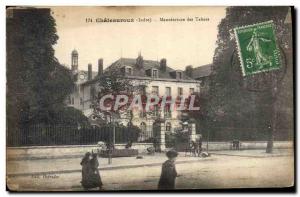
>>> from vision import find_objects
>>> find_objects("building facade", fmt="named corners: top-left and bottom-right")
top-left (67, 50), bottom-right (201, 141)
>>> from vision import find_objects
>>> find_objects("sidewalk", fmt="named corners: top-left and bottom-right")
top-left (210, 148), bottom-right (293, 158)
top-left (7, 153), bottom-right (214, 177)
top-left (7, 149), bottom-right (293, 177)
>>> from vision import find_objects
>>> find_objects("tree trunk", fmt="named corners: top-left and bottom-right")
top-left (266, 76), bottom-right (278, 153)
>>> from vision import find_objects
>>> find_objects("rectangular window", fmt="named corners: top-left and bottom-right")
top-left (178, 87), bottom-right (183, 96)
top-left (126, 67), bottom-right (132, 75)
top-left (139, 85), bottom-right (146, 95)
top-left (80, 97), bottom-right (83, 105)
top-left (152, 69), bottom-right (158, 78)
top-left (152, 86), bottom-right (159, 95)
top-left (67, 96), bottom-right (71, 104)
top-left (74, 85), bottom-right (78, 92)
top-left (166, 123), bottom-right (171, 132)
top-left (90, 86), bottom-right (96, 99)
top-left (164, 106), bottom-right (171, 118)
top-left (165, 87), bottom-right (171, 97)
top-left (189, 88), bottom-right (194, 94)
top-left (200, 79), bottom-right (205, 87)
top-left (153, 105), bottom-right (159, 117)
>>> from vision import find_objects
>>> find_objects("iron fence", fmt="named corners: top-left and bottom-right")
top-left (7, 124), bottom-right (140, 147)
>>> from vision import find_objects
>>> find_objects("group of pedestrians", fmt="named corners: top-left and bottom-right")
top-left (80, 149), bottom-right (179, 190)
top-left (80, 152), bottom-right (103, 190)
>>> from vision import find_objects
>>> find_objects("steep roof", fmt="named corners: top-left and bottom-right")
top-left (106, 57), bottom-right (194, 80)
top-left (82, 57), bottom-right (200, 86)
top-left (78, 70), bottom-right (98, 79)
top-left (192, 64), bottom-right (212, 79)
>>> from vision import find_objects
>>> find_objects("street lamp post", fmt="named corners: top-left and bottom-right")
top-left (108, 115), bottom-right (116, 164)
top-left (108, 126), bottom-right (112, 164)
top-left (113, 122), bottom-right (116, 145)
top-left (206, 129), bottom-right (209, 153)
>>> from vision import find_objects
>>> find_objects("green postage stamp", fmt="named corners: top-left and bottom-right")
top-left (234, 20), bottom-right (282, 76)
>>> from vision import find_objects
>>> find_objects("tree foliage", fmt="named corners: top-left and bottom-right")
top-left (91, 67), bottom-right (138, 125)
top-left (7, 8), bottom-right (88, 131)
top-left (185, 65), bottom-right (193, 78)
top-left (208, 7), bottom-right (291, 139)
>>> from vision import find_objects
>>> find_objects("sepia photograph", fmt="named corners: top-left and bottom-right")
top-left (6, 6), bottom-right (294, 191)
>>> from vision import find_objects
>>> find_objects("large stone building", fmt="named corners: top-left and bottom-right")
top-left (67, 50), bottom-right (200, 141)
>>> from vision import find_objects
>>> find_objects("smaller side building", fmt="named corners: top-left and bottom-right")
top-left (189, 64), bottom-right (213, 94)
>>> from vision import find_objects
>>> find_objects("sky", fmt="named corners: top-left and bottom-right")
top-left (51, 6), bottom-right (226, 71)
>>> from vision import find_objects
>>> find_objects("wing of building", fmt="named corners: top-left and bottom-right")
top-left (191, 64), bottom-right (213, 93)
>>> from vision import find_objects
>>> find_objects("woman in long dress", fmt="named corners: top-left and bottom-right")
top-left (158, 150), bottom-right (178, 190)
top-left (80, 152), bottom-right (92, 189)
top-left (89, 152), bottom-right (103, 190)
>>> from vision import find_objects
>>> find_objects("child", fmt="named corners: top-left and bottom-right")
top-left (158, 150), bottom-right (178, 190)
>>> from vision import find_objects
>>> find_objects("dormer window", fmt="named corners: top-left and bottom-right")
top-left (124, 66), bottom-right (133, 75)
top-left (170, 70), bottom-right (183, 79)
top-left (146, 68), bottom-right (159, 78)
top-left (152, 69), bottom-right (158, 78)
top-left (176, 71), bottom-right (182, 79)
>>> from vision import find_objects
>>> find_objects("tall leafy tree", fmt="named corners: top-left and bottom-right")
top-left (6, 8), bottom-right (88, 134)
top-left (208, 7), bottom-right (291, 151)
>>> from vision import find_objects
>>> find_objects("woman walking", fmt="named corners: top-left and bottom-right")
top-left (158, 150), bottom-right (178, 190)
top-left (89, 152), bottom-right (103, 190)
top-left (80, 152), bottom-right (92, 190)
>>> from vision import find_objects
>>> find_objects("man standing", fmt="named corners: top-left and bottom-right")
top-left (196, 135), bottom-right (203, 156)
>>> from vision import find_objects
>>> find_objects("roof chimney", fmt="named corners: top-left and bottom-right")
top-left (136, 53), bottom-right (144, 69)
top-left (160, 58), bottom-right (167, 71)
top-left (88, 63), bottom-right (92, 80)
top-left (98, 58), bottom-right (103, 75)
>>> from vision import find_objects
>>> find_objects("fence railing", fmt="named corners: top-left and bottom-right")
top-left (197, 127), bottom-right (293, 141)
top-left (7, 124), bottom-right (140, 147)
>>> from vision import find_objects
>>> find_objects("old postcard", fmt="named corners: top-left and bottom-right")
top-left (6, 6), bottom-right (294, 191)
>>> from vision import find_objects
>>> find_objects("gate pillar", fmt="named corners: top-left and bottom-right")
top-left (189, 123), bottom-right (197, 142)
top-left (158, 122), bottom-right (166, 151)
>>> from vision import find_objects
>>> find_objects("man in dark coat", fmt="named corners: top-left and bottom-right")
top-left (196, 135), bottom-right (203, 157)
top-left (158, 150), bottom-right (178, 190)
